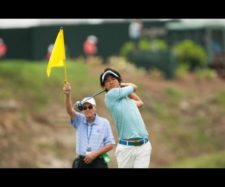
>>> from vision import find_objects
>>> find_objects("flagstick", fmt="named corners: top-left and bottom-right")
top-left (62, 27), bottom-right (68, 84)
top-left (64, 61), bottom-right (68, 84)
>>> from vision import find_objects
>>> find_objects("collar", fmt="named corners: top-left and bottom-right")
top-left (83, 114), bottom-right (98, 126)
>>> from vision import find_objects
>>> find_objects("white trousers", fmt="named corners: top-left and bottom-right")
top-left (115, 141), bottom-right (152, 168)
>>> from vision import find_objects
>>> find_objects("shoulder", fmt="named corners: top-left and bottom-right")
top-left (95, 115), bottom-right (110, 125)
top-left (96, 115), bottom-right (109, 122)
top-left (106, 87), bottom-right (121, 97)
top-left (71, 112), bottom-right (85, 123)
top-left (107, 87), bottom-right (118, 95)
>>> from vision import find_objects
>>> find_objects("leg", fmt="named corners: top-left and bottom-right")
top-left (115, 144), bottom-right (135, 168)
top-left (133, 141), bottom-right (152, 168)
top-left (72, 158), bottom-right (79, 168)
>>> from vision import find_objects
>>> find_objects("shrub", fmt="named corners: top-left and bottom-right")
top-left (173, 40), bottom-right (208, 71)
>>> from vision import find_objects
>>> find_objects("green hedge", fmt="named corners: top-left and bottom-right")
top-left (127, 50), bottom-right (176, 79)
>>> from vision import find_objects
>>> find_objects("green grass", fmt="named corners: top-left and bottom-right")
top-left (0, 60), bottom-right (96, 111)
top-left (168, 151), bottom-right (225, 168)
top-left (164, 86), bottom-right (184, 106)
top-left (215, 90), bottom-right (225, 111)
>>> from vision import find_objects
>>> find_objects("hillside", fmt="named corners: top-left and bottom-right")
top-left (0, 58), bottom-right (225, 168)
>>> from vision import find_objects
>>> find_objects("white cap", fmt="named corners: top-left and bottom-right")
top-left (81, 97), bottom-right (96, 106)
top-left (101, 70), bottom-right (119, 84)
top-left (87, 35), bottom-right (98, 43)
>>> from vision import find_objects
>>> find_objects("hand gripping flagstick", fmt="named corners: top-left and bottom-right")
top-left (46, 27), bottom-right (104, 111)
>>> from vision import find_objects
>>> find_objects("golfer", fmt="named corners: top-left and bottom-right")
top-left (99, 68), bottom-right (152, 168)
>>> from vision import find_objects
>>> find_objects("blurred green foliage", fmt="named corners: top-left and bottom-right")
top-left (175, 63), bottom-right (190, 80)
top-left (169, 151), bottom-right (225, 168)
top-left (0, 60), bottom-right (97, 111)
top-left (120, 38), bottom-right (168, 58)
top-left (173, 40), bottom-right (208, 71)
top-left (194, 68), bottom-right (216, 80)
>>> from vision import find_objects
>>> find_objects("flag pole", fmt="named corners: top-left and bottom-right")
top-left (60, 27), bottom-right (68, 84)
top-left (64, 59), bottom-right (68, 83)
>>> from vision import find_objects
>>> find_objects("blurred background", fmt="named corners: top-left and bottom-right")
top-left (0, 19), bottom-right (225, 168)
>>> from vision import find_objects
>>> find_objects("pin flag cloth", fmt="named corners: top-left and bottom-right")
top-left (46, 28), bottom-right (67, 80)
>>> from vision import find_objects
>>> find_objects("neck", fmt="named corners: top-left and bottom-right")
top-left (86, 115), bottom-right (95, 124)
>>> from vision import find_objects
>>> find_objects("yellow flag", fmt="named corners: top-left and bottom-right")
top-left (47, 28), bottom-right (66, 77)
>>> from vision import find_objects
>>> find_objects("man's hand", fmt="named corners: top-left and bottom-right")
top-left (120, 82), bottom-right (138, 91)
top-left (83, 152), bottom-right (98, 164)
top-left (63, 82), bottom-right (71, 95)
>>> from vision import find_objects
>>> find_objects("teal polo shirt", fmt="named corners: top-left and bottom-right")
top-left (105, 86), bottom-right (149, 140)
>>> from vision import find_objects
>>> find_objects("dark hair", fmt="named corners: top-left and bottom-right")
top-left (100, 68), bottom-right (122, 87)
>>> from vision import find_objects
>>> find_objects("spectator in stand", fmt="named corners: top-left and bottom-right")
top-left (0, 38), bottom-right (7, 58)
top-left (46, 44), bottom-right (54, 60)
top-left (83, 35), bottom-right (98, 58)
top-left (128, 20), bottom-right (143, 50)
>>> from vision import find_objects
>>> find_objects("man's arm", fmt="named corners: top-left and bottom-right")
top-left (120, 82), bottom-right (144, 108)
top-left (120, 82), bottom-right (137, 91)
top-left (63, 82), bottom-right (76, 120)
top-left (129, 93), bottom-right (144, 108)
top-left (83, 144), bottom-right (114, 164)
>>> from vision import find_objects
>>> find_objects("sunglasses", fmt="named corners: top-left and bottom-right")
top-left (83, 105), bottom-right (93, 111)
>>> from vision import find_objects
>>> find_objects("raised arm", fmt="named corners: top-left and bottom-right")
top-left (129, 92), bottom-right (144, 108)
top-left (120, 82), bottom-right (143, 108)
top-left (120, 82), bottom-right (138, 91)
top-left (63, 82), bottom-right (76, 120)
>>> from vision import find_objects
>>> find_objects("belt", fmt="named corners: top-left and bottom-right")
top-left (119, 138), bottom-right (148, 146)
top-left (78, 155), bottom-right (102, 160)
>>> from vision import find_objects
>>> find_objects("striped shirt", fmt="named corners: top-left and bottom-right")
top-left (71, 113), bottom-right (115, 156)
